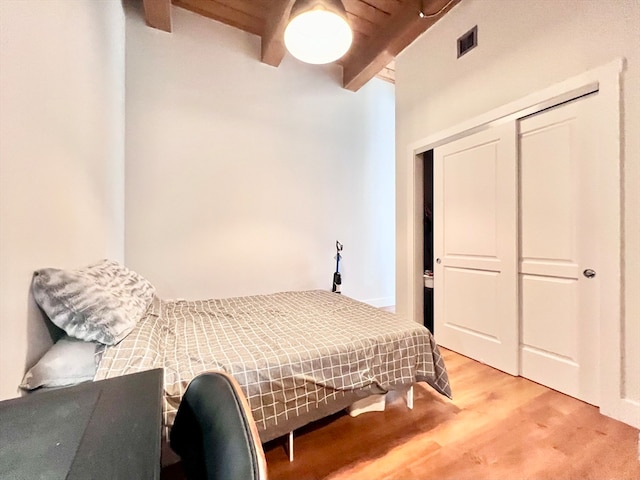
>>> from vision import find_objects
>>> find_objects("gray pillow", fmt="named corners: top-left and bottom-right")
top-left (19, 335), bottom-right (104, 390)
top-left (31, 259), bottom-right (155, 345)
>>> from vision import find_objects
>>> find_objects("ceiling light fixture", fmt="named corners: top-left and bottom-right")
top-left (284, 0), bottom-right (353, 65)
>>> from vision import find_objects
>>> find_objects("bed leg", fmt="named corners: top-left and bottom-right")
top-left (287, 431), bottom-right (294, 462)
top-left (406, 385), bottom-right (414, 409)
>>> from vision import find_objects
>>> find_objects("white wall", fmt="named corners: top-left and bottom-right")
top-left (396, 0), bottom-right (639, 424)
top-left (125, 5), bottom-right (396, 305)
top-left (0, 1), bottom-right (125, 400)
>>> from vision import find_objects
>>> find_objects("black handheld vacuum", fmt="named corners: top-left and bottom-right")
top-left (332, 241), bottom-right (343, 293)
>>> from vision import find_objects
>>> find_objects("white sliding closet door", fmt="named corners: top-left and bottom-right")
top-left (518, 94), bottom-right (600, 405)
top-left (434, 123), bottom-right (518, 375)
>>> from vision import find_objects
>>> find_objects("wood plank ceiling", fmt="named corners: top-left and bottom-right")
top-left (142, 0), bottom-right (461, 91)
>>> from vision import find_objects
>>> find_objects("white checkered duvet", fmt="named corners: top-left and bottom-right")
top-left (95, 290), bottom-right (451, 442)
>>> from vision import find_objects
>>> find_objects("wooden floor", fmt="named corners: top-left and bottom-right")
top-left (162, 348), bottom-right (640, 480)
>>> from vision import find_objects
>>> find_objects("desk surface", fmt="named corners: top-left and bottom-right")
top-left (0, 368), bottom-right (163, 480)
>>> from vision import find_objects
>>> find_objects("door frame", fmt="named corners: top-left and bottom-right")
top-left (402, 58), bottom-right (636, 427)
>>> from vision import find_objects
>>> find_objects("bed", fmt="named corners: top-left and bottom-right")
top-left (27, 260), bottom-right (451, 445)
top-left (95, 290), bottom-right (450, 443)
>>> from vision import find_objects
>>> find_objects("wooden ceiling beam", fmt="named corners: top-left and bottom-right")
top-left (143, 0), bottom-right (172, 32)
top-left (174, 0), bottom-right (264, 37)
top-left (375, 59), bottom-right (396, 84)
top-left (343, 0), bottom-right (390, 25)
top-left (261, 0), bottom-right (296, 67)
top-left (342, 0), bottom-right (461, 92)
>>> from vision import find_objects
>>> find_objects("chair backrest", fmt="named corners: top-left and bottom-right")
top-left (170, 372), bottom-right (267, 480)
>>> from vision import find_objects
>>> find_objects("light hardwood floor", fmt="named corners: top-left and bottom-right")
top-left (262, 348), bottom-right (639, 480)
top-left (162, 348), bottom-right (640, 480)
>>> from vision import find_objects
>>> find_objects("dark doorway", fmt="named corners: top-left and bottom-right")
top-left (423, 150), bottom-right (434, 333)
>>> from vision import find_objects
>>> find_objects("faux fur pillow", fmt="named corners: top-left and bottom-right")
top-left (32, 259), bottom-right (155, 345)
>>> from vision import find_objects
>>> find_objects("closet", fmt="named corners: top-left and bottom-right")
top-left (432, 93), bottom-right (601, 405)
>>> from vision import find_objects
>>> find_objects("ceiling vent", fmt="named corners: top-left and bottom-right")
top-left (457, 26), bottom-right (477, 58)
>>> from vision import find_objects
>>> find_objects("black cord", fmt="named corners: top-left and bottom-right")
top-left (419, 0), bottom-right (457, 19)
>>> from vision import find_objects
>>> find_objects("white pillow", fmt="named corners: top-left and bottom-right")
top-left (19, 336), bottom-right (104, 390)
top-left (31, 259), bottom-right (155, 345)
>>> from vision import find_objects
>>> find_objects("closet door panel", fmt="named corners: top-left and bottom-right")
top-left (443, 268), bottom-right (500, 339)
top-left (520, 121), bottom-right (575, 262)
top-left (518, 93), bottom-right (600, 405)
top-left (441, 142), bottom-right (498, 258)
top-left (434, 123), bottom-right (518, 375)
top-left (521, 275), bottom-right (578, 359)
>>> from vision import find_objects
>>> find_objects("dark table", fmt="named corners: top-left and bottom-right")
top-left (0, 368), bottom-right (163, 479)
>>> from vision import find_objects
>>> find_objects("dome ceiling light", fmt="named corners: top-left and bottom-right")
top-left (284, 0), bottom-right (353, 65)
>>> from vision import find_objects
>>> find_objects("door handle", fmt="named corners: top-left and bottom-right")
top-left (436, 258), bottom-right (441, 264)
top-left (583, 269), bottom-right (596, 279)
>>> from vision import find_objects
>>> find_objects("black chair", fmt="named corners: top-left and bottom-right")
top-left (170, 372), bottom-right (267, 480)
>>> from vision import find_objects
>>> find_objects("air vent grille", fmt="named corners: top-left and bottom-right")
top-left (457, 26), bottom-right (478, 58)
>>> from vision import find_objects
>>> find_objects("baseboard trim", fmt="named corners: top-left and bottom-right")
top-left (363, 296), bottom-right (396, 309)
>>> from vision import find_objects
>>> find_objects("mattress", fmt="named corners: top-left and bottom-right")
top-left (95, 290), bottom-right (451, 442)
